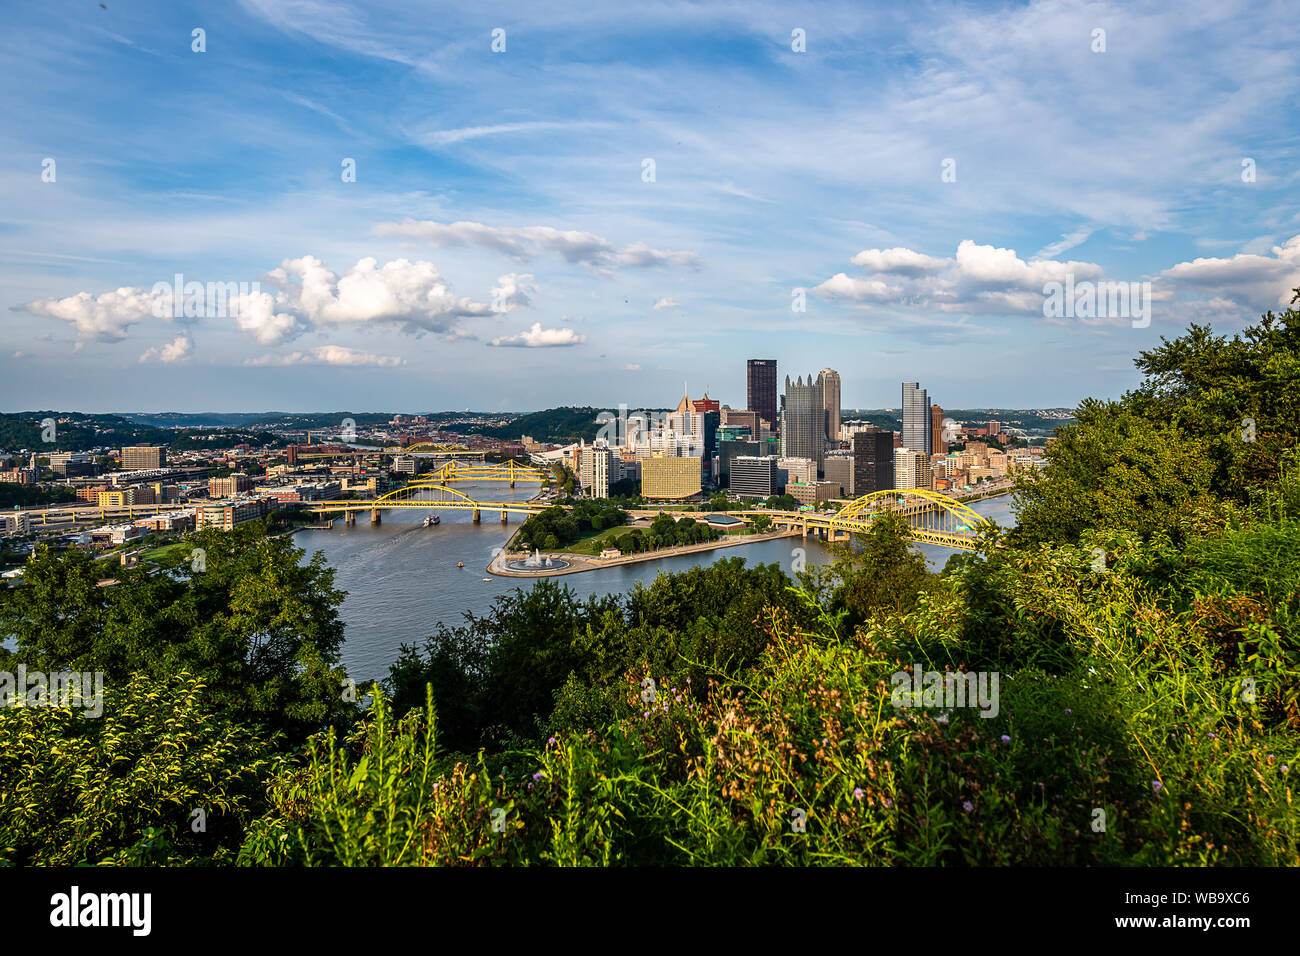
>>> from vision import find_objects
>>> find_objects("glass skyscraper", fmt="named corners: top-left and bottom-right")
top-left (901, 381), bottom-right (931, 457)
top-left (780, 373), bottom-right (825, 474)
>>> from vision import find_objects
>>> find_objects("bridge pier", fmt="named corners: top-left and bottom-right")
top-left (346, 512), bottom-right (356, 527)
top-left (370, 509), bottom-right (381, 526)
top-left (509, 480), bottom-right (515, 489)
top-left (500, 510), bottom-right (508, 524)
top-left (472, 508), bottom-right (481, 524)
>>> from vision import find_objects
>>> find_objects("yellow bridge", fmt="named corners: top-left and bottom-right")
top-left (307, 481), bottom-right (990, 549)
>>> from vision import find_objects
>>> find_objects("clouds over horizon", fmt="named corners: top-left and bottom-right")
top-left (374, 219), bottom-right (701, 272)
top-left (488, 322), bottom-right (586, 348)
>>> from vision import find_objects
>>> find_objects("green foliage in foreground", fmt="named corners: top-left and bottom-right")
top-left (0, 673), bottom-right (273, 866)
top-left (241, 515), bottom-right (1299, 863)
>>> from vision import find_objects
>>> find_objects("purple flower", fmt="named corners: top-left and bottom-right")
top-left (1209, 733), bottom-right (1216, 740)
top-left (1065, 709), bottom-right (1072, 715)
top-left (532, 772), bottom-right (543, 781)
top-left (1000, 734), bottom-right (1011, 743)
top-left (961, 800), bottom-right (974, 813)
top-left (884, 798), bottom-right (893, 807)
top-left (547, 736), bottom-right (556, 746)
top-left (642, 711), bottom-right (650, 718)
top-left (1282, 765), bottom-right (1290, 774)
top-left (1152, 780), bottom-right (1163, 793)
top-left (853, 788), bottom-right (863, 801)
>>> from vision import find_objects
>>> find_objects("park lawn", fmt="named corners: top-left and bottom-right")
top-left (554, 524), bottom-right (633, 556)
top-left (141, 541), bottom-right (189, 563)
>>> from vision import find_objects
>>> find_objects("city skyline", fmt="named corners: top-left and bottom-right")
top-left (4, 0), bottom-right (1300, 414)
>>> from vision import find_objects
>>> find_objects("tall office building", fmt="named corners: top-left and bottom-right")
top-left (780, 374), bottom-right (825, 474)
top-left (852, 427), bottom-right (895, 495)
top-left (746, 359), bottom-right (778, 429)
top-left (819, 369), bottom-right (841, 442)
top-left (931, 404), bottom-right (948, 457)
top-left (901, 382), bottom-right (931, 457)
top-left (721, 407), bottom-right (759, 434)
top-left (121, 445), bottom-right (166, 470)
top-left (578, 445), bottom-right (613, 499)
top-left (719, 438), bottom-right (760, 487)
top-left (729, 456), bottom-right (778, 498)
top-left (895, 448), bottom-right (931, 490)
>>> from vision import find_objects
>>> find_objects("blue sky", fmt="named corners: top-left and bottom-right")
top-left (3, 0), bottom-right (1299, 413)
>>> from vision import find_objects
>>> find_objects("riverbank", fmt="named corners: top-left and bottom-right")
top-left (488, 527), bottom-right (802, 577)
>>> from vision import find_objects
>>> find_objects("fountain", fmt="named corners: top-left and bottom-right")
top-left (505, 546), bottom-right (569, 573)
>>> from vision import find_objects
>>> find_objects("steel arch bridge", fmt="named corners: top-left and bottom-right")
top-left (727, 489), bottom-right (990, 550)
top-left (307, 481), bottom-right (989, 549)
top-left (428, 460), bottom-right (546, 484)
top-left (307, 479), bottom-right (548, 525)
top-left (821, 488), bottom-right (990, 549)
top-left (388, 442), bottom-right (487, 458)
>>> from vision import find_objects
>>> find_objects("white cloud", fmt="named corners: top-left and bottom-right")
top-left (489, 322), bottom-right (586, 348)
top-left (16, 287), bottom-right (158, 342)
top-left (652, 297), bottom-right (680, 310)
top-left (491, 273), bottom-right (537, 313)
top-left (262, 255), bottom-right (491, 336)
top-left (139, 334), bottom-right (193, 364)
top-left (815, 239), bottom-right (1108, 316)
top-left (1160, 235), bottom-right (1300, 311)
top-left (374, 219), bottom-right (701, 271)
top-left (849, 248), bottom-right (951, 276)
top-left (623, 363), bottom-right (642, 371)
top-left (244, 346), bottom-right (405, 367)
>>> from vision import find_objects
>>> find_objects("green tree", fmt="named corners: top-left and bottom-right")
top-left (0, 522), bottom-right (351, 739)
top-left (0, 672), bottom-right (273, 866)
top-left (1011, 400), bottom-right (1215, 546)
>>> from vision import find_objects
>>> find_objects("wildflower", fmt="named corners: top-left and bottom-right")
top-left (1152, 780), bottom-right (1163, 793)
top-left (547, 736), bottom-right (556, 746)
top-left (853, 788), bottom-right (863, 801)
top-left (532, 772), bottom-right (543, 781)
top-left (1065, 709), bottom-right (1072, 715)
top-left (962, 801), bottom-right (974, 813)
top-left (642, 711), bottom-right (650, 718)
top-left (884, 798), bottom-right (893, 807)
top-left (1282, 765), bottom-right (1289, 774)
top-left (1208, 733), bottom-right (1216, 740)
top-left (1000, 734), bottom-right (1011, 743)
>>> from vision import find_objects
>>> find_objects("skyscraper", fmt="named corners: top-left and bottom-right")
top-left (747, 359), bottom-right (778, 430)
top-left (901, 382), bottom-right (931, 457)
top-left (819, 368), bottom-right (841, 442)
top-left (852, 427), bottom-right (894, 495)
top-left (780, 373), bottom-right (825, 474)
top-left (931, 404), bottom-right (948, 456)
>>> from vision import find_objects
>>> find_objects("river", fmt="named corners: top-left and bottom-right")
top-left (296, 486), bottom-right (1018, 683)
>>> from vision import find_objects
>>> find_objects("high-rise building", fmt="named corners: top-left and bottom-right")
top-left (641, 456), bottom-right (702, 500)
top-left (931, 404), bottom-right (948, 457)
top-left (746, 359), bottom-right (778, 429)
top-left (894, 448), bottom-right (931, 490)
top-left (819, 369), bottom-right (841, 442)
top-left (690, 395), bottom-right (721, 467)
top-left (729, 456), bottom-right (778, 498)
top-left (578, 445), bottom-right (613, 499)
top-left (780, 374), bottom-right (825, 474)
top-left (822, 453), bottom-right (853, 497)
top-left (852, 427), bottom-right (895, 495)
top-left (719, 438), bottom-right (760, 487)
top-left (901, 383), bottom-right (931, 457)
top-left (209, 474), bottom-right (253, 497)
top-left (121, 445), bottom-right (166, 470)
top-left (721, 407), bottom-right (758, 434)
